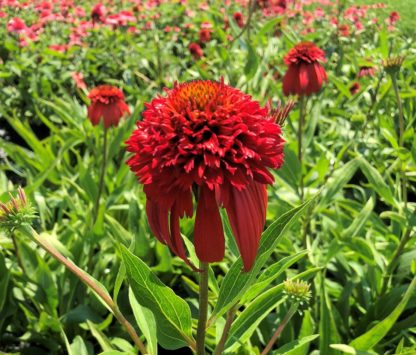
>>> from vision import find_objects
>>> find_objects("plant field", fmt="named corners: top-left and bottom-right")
top-left (0, 0), bottom-right (415, 354)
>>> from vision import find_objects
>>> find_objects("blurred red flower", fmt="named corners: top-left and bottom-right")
top-left (282, 42), bottom-right (327, 96)
top-left (357, 65), bottom-right (375, 78)
top-left (91, 3), bottom-right (106, 24)
top-left (72, 72), bottom-right (87, 90)
top-left (199, 28), bottom-right (212, 43)
top-left (189, 42), bottom-right (203, 60)
top-left (87, 85), bottom-right (130, 129)
top-left (349, 82), bottom-right (360, 95)
top-left (126, 80), bottom-right (288, 271)
top-left (233, 12), bottom-right (244, 28)
top-left (7, 17), bottom-right (27, 33)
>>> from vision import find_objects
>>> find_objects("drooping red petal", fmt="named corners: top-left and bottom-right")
top-left (298, 63), bottom-right (309, 93)
top-left (145, 200), bottom-right (170, 246)
top-left (194, 185), bottom-right (225, 262)
top-left (225, 182), bottom-right (267, 271)
top-left (88, 102), bottom-right (104, 126)
top-left (170, 204), bottom-right (198, 270)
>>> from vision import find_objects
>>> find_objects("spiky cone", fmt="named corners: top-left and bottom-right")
top-left (382, 55), bottom-right (405, 77)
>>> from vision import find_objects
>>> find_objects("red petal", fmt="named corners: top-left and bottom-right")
top-left (225, 182), bottom-right (267, 271)
top-left (88, 102), bottom-right (103, 126)
top-left (194, 185), bottom-right (225, 263)
top-left (298, 63), bottom-right (309, 93)
top-left (146, 200), bottom-right (170, 246)
top-left (170, 204), bottom-right (198, 270)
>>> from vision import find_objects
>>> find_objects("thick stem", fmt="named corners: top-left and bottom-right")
top-left (260, 304), bottom-right (298, 355)
top-left (93, 129), bottom-right (108, 224)
top-left (298, 95), bottom-right (306, 203)
top-left (391, 75), bottom-right (407, 208)
top-left (196, 262), bottom-right (209, 355)
top-left (212, 305), bottom-right (237, 355)
top-left (21, 225), bottom-right (147, 354)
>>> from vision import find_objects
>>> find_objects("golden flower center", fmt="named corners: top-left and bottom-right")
top-left (175, 81), bottom-right (220, 109)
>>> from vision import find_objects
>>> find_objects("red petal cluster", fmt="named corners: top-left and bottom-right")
top-left (87, 85), bottom-right (130, 129)
top-left (282, 42), bottom-right (327, 96)
top-left (126, 80), bottom-right (286, 271)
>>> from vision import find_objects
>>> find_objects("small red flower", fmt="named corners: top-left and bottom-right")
top-left (349, 82), bottom-right (360, 95)
top-left (126, 80), bottom-right (288, 271)
top-left (233, 12), bottom-right (244, 28)
top-left (189, 42), bottom-right (203, 60)
top-left (282, 42), bottom-right (327, 96)
top-left (357, 65), bottom-right (375, 78)
top-left (388, 11), bottom-right (400, 25)
top-left (72, 72), bottom-right (87, 90)
top-left (7, 17), bottom-right (27, 33)
top-left (199, 28), bottom-right (212, 43)
top-left (91, 3), bottom-right (106, 24)
top-left (87, 85), bottom-right (130, 129)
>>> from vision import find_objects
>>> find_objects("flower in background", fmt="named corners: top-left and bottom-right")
top-left (338, 24), bottom-right (350, 37)
top-left (72, 72), bottom-right (87, 90)
top-left (282, 41), bottom-right (327, 96)
top-left (126, 80), bottom-right (288, 271)
top-left (388, 11), bottom-right (400, 25)
top-left (357, 65), bottom-right (375, 78)
top-left (349, 82), bottom-right (360, 95)
top-left (7, 17), bottom-right (27, 33)
top-left (87, 85), bottom-right (130, 129)
top-left (233, 12), bottom-right (244, 28)
top-left (199, 28), bottom-right (212, 43)
top-left (189, 42), bottom-right (203, 60)
top-left (91, 3), bottom-right (106, 24)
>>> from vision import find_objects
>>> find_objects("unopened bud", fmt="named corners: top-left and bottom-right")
top-left (0, 187), bottom-right (36, 231)
top-left (283, 279), bottom-right (311, 305)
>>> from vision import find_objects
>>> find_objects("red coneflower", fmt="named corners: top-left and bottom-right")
top-left (7, 17), bottom-right (27, 33)
top-left (87, 85), bottom-right (130, 129)
top-left (126, 80), bottom-right (288, 271)
top-left (233, 12), bottom-right (244, 28)
top-left (282, 42), bottom-right (327, 96)
top-left (349, 82), bottom-right (360, 95)
top-left (357, 65), bottom-right (375, 78)
top-left (91, 3), bottom-right (106, 24)
top-left (189, 42), bottom-right (203, 60)
top-left (199, 28), bottom-right (212, 43)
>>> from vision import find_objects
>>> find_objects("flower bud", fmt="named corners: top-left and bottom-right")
top-left (283, 279), bottom-right (311, 305)
top-left (0, 187), bottom-right (36, 231)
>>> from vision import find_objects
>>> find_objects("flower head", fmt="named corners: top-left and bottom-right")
top-left (0, 187), bottom-right (36, 231)
top-left (233, 12), bottom-right (244, 28)
top-left (283, 279), bottom-right (311, 305)
top-left (357, 65), bottom-right (376, 78)
top-left (189, 42), bottom-right (203, 60)
top-left (126, 80), bottom-right (286, 271)
top-left (87, 85), bottom-right (130, 129)
top-left (91, 3), bottom-right (106, 24)
top-left (349, 82), bottom-right (360, 95)
top-left (282, 42), bottom-right (327, 96)
top-left (7, 17), bottom-right (27, 33)
top-left (383, 55), bottom-right (405, 77)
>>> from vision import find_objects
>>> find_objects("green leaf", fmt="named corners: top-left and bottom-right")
top-left (318, 158), bottom-right (361, 210)
top-left (128, 288), bottom-right (158, 355)
top-left (286, 310), bottom-right (315, 355)
top-left (120, 245), bottom-right (194, 350)
top-left (341, 197), bottom-right (375, 239)
top-left (274, 335), bottom-right (319, 354)
top-left (0, 253), bottom-right (10, 313)
top-left (358, 157), bottom-right (396, 207)
top-left (212, 196), bottom-right (317, 320)
top-left (70, 335), bottom-right (90, 355)
top-left (244, 44), bottom-right (259, 80)
top-left (349, 276), bottom-right (416, 350)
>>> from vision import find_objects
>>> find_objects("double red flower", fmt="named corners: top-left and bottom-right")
top-left (126, 80), bottom-right (288, 271)
top-left (282, 42), bottom-right (327, 96)
top-left (87, 85), bottom-right (130, 129)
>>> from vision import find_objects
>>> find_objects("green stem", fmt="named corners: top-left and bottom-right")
top-left (298, 95), bottom-right (306, 203)
top-left (212, 305), bottom-right (237, 355)
top-left (21, 225), bottom-right (147, 354)
top-left (196, 262), bottom-right (209, 355)
top-left (11, 232), bottom-right (25, 273)
top-left (391, 74), bottom-right (407, 208)
top-left (229, 0), bottom-right (256, 44)
top-left (93, 129), bottom-right (108, 224)
top-left (260, 303), bottom-right (298, 355)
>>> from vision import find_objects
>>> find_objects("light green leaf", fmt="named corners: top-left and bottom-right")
top-left (128, 288), bottom-right (158, 355)
top-left (274, 335), bottom-right (319, 354)
top-left (120, 245), bottom-right (194, 350)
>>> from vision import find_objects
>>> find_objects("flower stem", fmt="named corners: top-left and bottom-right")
top-left (11, 232), bottom-right (25, 273)
top-left (298, 95), bottom-right (306, 203)
top-left (212, 305), bottom-right (237, 355)
top-left (391, 74), bottom-right (407, 208)
top-left (93, 128), bottom-right (108, 224)
top-left (21, 225), bottom-right (147, 354)
top-left (196, 262), bottom-right (209, 355)
top-left (260, 303), bottom-right (298, 355)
